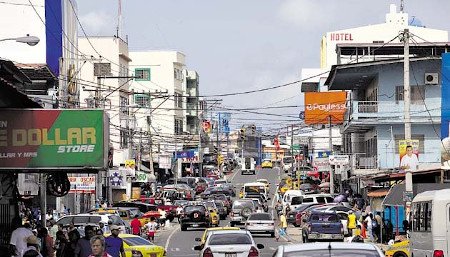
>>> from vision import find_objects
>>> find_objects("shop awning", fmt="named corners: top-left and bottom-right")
top-left (367, 188), bottom-right (390, 198)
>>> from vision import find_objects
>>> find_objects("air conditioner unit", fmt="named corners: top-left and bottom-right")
top-left (425, 73), bottom-right (439, 85)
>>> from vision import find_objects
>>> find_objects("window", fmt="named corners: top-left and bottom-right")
top-left (174, 68), bottom-right (184, 81)
top-left (395, 86), bottom-right (425, 104)
top-left (208, 234), bottom-right (252, 245)
top-left (412, 201), bottom-right (432, 232)
top-left (174, 119), bottom-right (183, 135)
top-left (174, 93), bottom-right (183, 108)
top-left (134, 94), bottom-right (149, 107)
top-left (119, 96), bottom-right (129, 115)
top-left (135, 68), bottom-right (151, 81)
top-left (120, 130), bottom-right (128, 149)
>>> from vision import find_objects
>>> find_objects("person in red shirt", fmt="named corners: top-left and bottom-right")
top-left (130, 215), bottom-right (142, 236)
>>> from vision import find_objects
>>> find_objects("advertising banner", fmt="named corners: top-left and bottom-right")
top-left (202, 120), bottom-right (211, 133)
top-left (314, 157), bottom-right (330, 172)
top-left (110, 169), bottom-right (126, 189)
top-left (304, 92), bottom-right (347, 125)
top-left (329, 155), bottom-right (349, 165)
top-left (68, 176), bottom-right (96, 193)
top-left (158, 154), bottom-right (171, 169)
top-left (219, 112), bottom-right (231, 134)
top-left (0, 109), bottom-right (108, 170)
top-left (399, 139), bottom-right (419, 172)
top-left (442, 53), bottom-right (450, 168)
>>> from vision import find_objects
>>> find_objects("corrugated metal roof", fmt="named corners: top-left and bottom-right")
top-left (383, 183), bottom-right (450, 206)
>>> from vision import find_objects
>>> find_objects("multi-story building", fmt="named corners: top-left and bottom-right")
top-left (184, 70), bottom-right (200, 135)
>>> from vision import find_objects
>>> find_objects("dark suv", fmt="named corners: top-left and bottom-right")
top-left (180, 205), bottom-right (210, 231)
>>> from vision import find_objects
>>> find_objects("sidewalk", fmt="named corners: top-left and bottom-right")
top-left (285, 226), bottom-right (302, 243)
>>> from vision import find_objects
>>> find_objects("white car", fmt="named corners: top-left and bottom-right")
top-left (273, 242), bottom-right (384, 257)
top-left (245, 212), bottom-right (275, 237)
top-left (194, 230), bottom-right (264, 257)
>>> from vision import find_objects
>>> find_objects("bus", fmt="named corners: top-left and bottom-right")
top-left (410, 189), bottom-right (450, 257)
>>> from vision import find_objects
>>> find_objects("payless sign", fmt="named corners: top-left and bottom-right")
top-left (304, 92), bottom-right (347, 125)
top-left (0, 109), bottom-right (108, 170)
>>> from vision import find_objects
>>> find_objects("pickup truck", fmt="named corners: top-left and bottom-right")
top-left (301, 210), bottom-right (344, 242)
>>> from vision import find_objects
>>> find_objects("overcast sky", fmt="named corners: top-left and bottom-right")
top-left (77, 0), bottom-right (450, 131)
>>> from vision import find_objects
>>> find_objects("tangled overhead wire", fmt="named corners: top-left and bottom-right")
top-left (46, 173), bottom-right (71, 197)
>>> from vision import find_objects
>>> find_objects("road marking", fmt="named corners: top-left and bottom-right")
top-left (164, 225), bottom-right (180, 250)
top-left (229, 168), bottom-right (240, 182)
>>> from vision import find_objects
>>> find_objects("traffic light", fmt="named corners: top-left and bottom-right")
top-left (250, 125), bottom-right (256, 135)
top-left (240, 128), bottom-right (246, 139)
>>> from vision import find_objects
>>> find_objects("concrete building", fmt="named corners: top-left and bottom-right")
top-left (184, 70), bottom-right (200, 135)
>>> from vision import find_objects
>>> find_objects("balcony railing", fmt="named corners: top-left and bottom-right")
top-left (345, 99), bottom-right (440, 127)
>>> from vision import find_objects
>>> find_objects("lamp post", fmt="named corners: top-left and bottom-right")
top-left (0, 35), bottom-right (40, 46)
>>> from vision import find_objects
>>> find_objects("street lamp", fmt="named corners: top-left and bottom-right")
top-left (0, 34), bottom-right (40, 46)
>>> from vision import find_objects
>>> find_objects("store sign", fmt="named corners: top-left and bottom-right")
top-left (134, 171), bottom-right (148, 183)
top-left (158, 155), bottom-right (171, 169)
top-left (329, 155), bottom-right (349, 165)
top-left (304, 92), bottom-right (347, 125)
top-left (110, 169), bottom-right (126, 189)
top-left (314, 157), bottom-right (330, 172)
top-left (176, 150), bottom-right (195, 159)
top-left (68, 176), bottom-right (96, 193)
top-left (0, 109), bottom-right (108, 170)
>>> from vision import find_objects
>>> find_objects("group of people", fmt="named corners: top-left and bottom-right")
top-left (346, 207), bottom-right (396, 243)
top-left (10, 219), bottom-right (128, 257)
top-left (130, 215), bottom-right (161, 242)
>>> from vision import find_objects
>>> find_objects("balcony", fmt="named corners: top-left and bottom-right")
top-left (344, 100), bottom-right (441, 132)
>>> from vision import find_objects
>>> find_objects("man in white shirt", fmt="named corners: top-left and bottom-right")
top-left (10, 222), bottom-right (33, 257)
top-left (364, 214), bottom-right (374, 242)
top-left (400, 145), bottom-right (419, 172)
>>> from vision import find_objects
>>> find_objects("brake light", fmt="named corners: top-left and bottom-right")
top-left (203, 247), bottom-right (214, 257)
top-left (248, 246), bottom-right (259, 257)
top-left (433, 250), bottom-right (444, 257)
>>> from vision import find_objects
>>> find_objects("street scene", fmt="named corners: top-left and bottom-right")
top-left (1, 0), bottom-right (450, 257)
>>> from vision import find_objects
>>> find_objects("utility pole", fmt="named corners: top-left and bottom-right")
top-left (329, 115), bottom-right (334, 195)
top-left (217, 115), bottom-right (220, 171)
top-left (147, 92), bottom-right (155, 178)
top-left (198, 112), bottom-right (203, 177)
top-left (403, 28), bottom-right (413, 216)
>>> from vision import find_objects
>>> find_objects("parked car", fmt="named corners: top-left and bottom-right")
top-left (245, 212), bottom-right (275, 237)
top-left (56, 213), bottom-right (129, 234)
top-left (179, 204), bottom-right (211, 231)
top-left (230, 199), bottom-right (255, 227)
top-left (301, 210), bottom-right (344, 242)
top-left (193, 230), bottom-right (264, 256)
top-left (273, 242), bottom-right (384, 257)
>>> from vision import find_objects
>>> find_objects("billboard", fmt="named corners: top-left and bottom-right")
top-left (399, 140), bottom-right (419, 172)
top-left (68, 176), bottom-right (96, 193)
top-left (304, 92), bottom-right (347, 125)
top-left (0, 109), bottom-right (108, 170)
top-left (219, 112), bottom-right (231, 134)
top-left (442, 53), bottom-right (450, 168)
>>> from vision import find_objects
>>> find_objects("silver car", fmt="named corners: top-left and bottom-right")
top-left (245, 212), bottom-right (275, 237)
top-left (230, 199), bottom-right (255, 226)
top-left (273, 242), bottom-right (384, 257)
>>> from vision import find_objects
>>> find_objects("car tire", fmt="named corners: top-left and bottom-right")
top-left (230, 222), bottom-right (235, 227)
top-left (241, 207), bottom-right (252, 218)
top-left (270, 232), bottom-right (275, 238)
top-left (181, 225), bottom-right (187, 231)
top-left (393, 253), bottom-right (408, 257)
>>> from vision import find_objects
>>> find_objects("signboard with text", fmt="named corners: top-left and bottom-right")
top-left (68, 176), bottom-right (96, 193)
top-left (329, 155), bottom-right (349, 165)
top-left (304, 92), bottom-right (347, 125)
top-left (399, 139), bottom-right (420, 172)
top-left (0, 109), bottom-right (108, 170)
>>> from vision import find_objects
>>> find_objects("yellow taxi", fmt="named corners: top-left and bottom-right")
top-left (261, 159), bottom-right (273, 169)
top-left (105, 234), bottom-right (165, 257)
top-left (195, 227), bottom-right (240, 246)
top-left (384, 240), bottom-right (409, 257)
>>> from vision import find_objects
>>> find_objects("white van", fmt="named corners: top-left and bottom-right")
top-left (243, 182), bottom-right (268, 200)
top-left (290, 194), bottom-right (334, 209)
top-left (410, 189), bottom-right (450, 257)
top-left (282, 190), bottom-right (303, 208)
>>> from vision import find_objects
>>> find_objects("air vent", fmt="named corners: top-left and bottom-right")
top-left (425, 73), bottom-right (439, 85)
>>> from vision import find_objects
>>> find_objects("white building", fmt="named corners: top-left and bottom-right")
top-left (128, 51), bottom-right (187, 155)
top-left (78, 36), bottom-right (132, 167)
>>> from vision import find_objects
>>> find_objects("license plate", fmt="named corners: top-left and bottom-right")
top-left (225, 253), bottom-right (237, 257)
top-left (192, 224), bottom-right (199, 227)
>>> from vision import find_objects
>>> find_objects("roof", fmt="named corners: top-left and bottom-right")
top-left (325, 57), bottom-right (441, 90)
top-left (383, 183), bottom-right (450, 206)
top-left (279, 242), bottom-right (379, 253)
top-left (367, 188), bottom-right (390, 198)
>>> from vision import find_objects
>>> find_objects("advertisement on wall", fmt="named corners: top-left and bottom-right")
top-left (0, 109), bottom-right (109, 170)
top-left (399, 140), bottom-right (419, 172)
top-left (442, 53), bottom-right (450, 168)
top-left (304, 92), bottom-right (347, 125)
top-left (68, 176), bottom-right (96, 194)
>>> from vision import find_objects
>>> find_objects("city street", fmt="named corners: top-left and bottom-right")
top-left (160, 167), bottom-right (292, 256)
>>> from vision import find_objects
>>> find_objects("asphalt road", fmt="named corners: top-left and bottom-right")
top-left (157, 167), bottom-right (297, 257)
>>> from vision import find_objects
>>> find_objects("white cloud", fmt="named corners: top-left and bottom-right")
top-left (278, 0), bottom-right (333, 29)
top-left (79, 11), bottom-right (113, 35)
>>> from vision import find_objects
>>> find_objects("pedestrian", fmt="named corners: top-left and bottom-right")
top-left (385, 219), bottom-right (394, 243)
top-left (75, 225), bottom-right (95, 257)
top-left (364, 213), bottom-right (374, 242)
top-left (10, 219), bottom-right (34, 257)
top-left (97, 222), bottom-right (107, 235)
top-left (105, 225), bottom-right (125, 257)
top-left (374, 212), bottom-right (383, 242)
top-left (278, 212), bottom-right (288, 237)
top-left (347, 210), bottom-right (357, 237)
top-left (159, 209), bottom-right (167, 229)
top-left (130, 215), bottom-right (142, 236)
top-left (88, 235), bottom-right (112, 257)
top-left (54, 231), bottom-right (67, 257)
top-left (37, 227), bottom-right (54, 257)
top-left (65, 228), bottom-right (80, 257)
top-left (145, 217), bottom-right (158, 242)
top-left (23, 235), bottom-right (43, 257)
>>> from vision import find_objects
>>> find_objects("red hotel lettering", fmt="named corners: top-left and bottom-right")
top-left (330, 33), bottom-right (353, 41)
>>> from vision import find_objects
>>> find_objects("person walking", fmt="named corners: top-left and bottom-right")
top-left (277, 212), bottom-right (288, 241)
top-left (54, 231), bottom-right (67, 257)
top-left (88, 235), bottom-right (112, 257)
top-left (130, 215), bottom-right (141, 236)
top-left (75, 225), bottom-right (95, 257)
top-left (365, 213), bottom-right (374, 242)
top-left (105, 226), bottom-right (125, 257)
top-left (347, 210), bottom-right (357, 237)
top-left (145, 217), bottom-right (158, 242)
top-left (10, 220), bottom-right (34, 257)
top-left (37, 227), bottom-right (54, 257)
top-left (65, 229), bottom-right (80, 257)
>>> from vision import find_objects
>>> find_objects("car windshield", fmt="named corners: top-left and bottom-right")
top-left (204, 202), bottom-right (215, 208)
top-left (284, 249), bottom-right (380, 257)
top-left (122, 237), bottom-right (153, 246)
top-left (291, 196), bottom-right (303, 205)
top-left (185, 205), bottom-right (206, 212)
top-left (248, 213), bottom-right (271, 220)
top-left (208, 233), bottom-right (252, 245)
top-left (232, 201), bottom-right (253, 208)
top-left (310, 214), bottom-right (339, 222)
